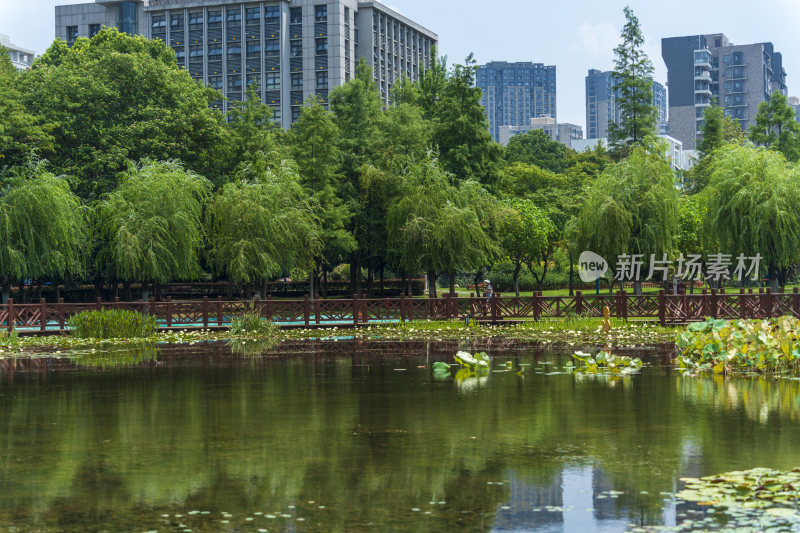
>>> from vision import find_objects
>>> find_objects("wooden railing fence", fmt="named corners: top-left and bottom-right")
top-left (2, 288), bottom-right (799, 333)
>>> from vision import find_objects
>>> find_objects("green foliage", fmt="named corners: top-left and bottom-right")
top-left (454, 350), bottom-right (491, 371)
top-left (225, 83), bottom-right (282, 173)
top-left (498, 199), bottom-right (556, 295)
top-left (0, 161), bottom-right (86, 292)
top-left (677, 468), bottom-right (800, 513)
top-left (749, 91), bottom-right (800, 162)
top-left (702, 143), bottom-right (800, 287)
top-left (504, 129), bottom-right (569, 173)
top-left (97, 159), bottom-right (211, 284)
top-left (208, 159), bottom-right (318, 285)
top-left (230, 301), bottom-right (279, 337)
top-left (571, 350), bottom-right (643, 374)
top-left (607, 6), bottom-right (657, 155)
top-left (676, 194), bottom-right (704, 257)
top-left (575, 141), bottom-right (679, 282)
top-left (676, 317), bottom-right (800, 375)
top-left (698, 102), bottom-right (725, 156)
top-left (19, 28), bottom-right (227, 198)
top-left (67, 309), bottom-right (158, 339)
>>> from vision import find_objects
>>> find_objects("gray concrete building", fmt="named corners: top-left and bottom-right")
top-left (789, 96), bottom-right (800, 123)
top-left (498, 117), bottom-right (582, 147)
top-left (1, 34), bottom-right (36, 70)
top-left (584, 69), bottom-right (667, 139)
top-left (662, 33), bottom-right (787, 149)
top-left (476, 61), bottom-right (557, 143)
top-left (55, 0), bottom-right (437, 128)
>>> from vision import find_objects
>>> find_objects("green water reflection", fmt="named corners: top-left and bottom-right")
top-left (0, 342), bottom-right (799, 531)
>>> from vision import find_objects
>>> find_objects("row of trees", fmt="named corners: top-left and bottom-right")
top-left (3, 8), bottom-right (800, 302)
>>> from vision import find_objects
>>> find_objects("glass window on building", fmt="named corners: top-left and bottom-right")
top-left (290, 7), bottom-right (302, 24)
top-left (291, 73), bottom-right (303, 90)
top-left (247, 43), bottom-right (261, 56)
top-left (171, 14), bottom-right (183, 27)
top-left (733, 52), bottom-right (743, 65)
top-left (208, 11), bottom-right (222, 24)
top-left (188, 13), bottom-right (203, 27)
top-left (246, 7), bottom-right (260, 21)
top-left (118, 1), bottom-right (138, 35)
top-left (315, 5), bottom-right (328, 22)
top-left (208, 75), bottom-right (223, 89)
top-left (271, 107), bottom-right (281, 124)
top-left (316, 71), bottom-right (328, 89)
top-left (89, 24), bottom-right (101, 37)
top-left (265, 5), bottom-right (280, 24)
top-left (189, 46), bottom-right (203, 59)
top-left (227, 9), bottom-right (241, 22)
top-left (228, 44), bottom-right (242, 58)
top-left (152, 16), bottom-right (166, 29)
top-left (266, 72), bottom-right (280, 90)
top-left (247, 73), bottom-right (259, 87)
top-left (292, 106), bottom-right (301, 122)
top-left (723, 55), bottom-right (731, 65)
top-left (290, 40), bottom-right (302, 57)
top-left (66, 26), bottom-right (78, 42)
top-left (208, 45), bottom-right (222, 58)
top-left (228, 74), bottom-right (242, 90)
top-left (315, 38), bottom-right (327, 56)
top-left (265, 39), bottom-right (280, 56)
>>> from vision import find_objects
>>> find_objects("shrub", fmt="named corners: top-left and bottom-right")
top-left (230, 301), bottom-right (279, 337)
top-left (67, 309), bottom-right (158, 339)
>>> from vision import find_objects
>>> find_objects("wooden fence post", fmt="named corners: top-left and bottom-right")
top-left (575, 291), bottom-right (583, 316)
top-left (40, 298), bottom-right (47, 332)
top-left (166, 296), bottom-right (173, 328)
top-left (621, 290), bottom-right (628, 320)
top-left (58, 298), bottom-right (65, 330)
top-left (710, 289), bottom-right (718, 319)
top-left (400, 294), bottom-right (406, 323)
top-left (765, 288), bottom-right (773, 319)
top-left (96, 297), bottom-right (102, 311)
top-left (794, 288), bottom-right (800, 318)
top-left (353, 294), bottom-right (359, 326)
top-left (701, 289), bottom-right (708, 317)
top-left (6, 298), bottom-right (13, 332)
top-left (316, 297), bottom-right (322, 325)
top-left (266, 295), bottom-right (273, 322)
top-left (491, 294), bottom-right (499, 323)
top-left (304, 295), bottom-right (310, 327)
top-left (202, 296), bottom-right (209, 329)
top-left (217, 296), bottom-right (223, 327)
top-left (658, 290), bottom-right (666, 325)
top-left (739, 288), bottom-right (746, 319)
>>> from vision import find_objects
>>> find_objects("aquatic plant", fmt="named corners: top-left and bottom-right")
top-left (67, 309), bottom-right (158, 339)
top-left (454, 350), bottom-right (491, 370)
top-left (230, 302), bottom-right (279, 337)
top-left (678, 468), bottom-right (800, 513)
top-left (676, 316), bottom-right (800, 375)
top-left (570, 350), bottom-right (643, 374)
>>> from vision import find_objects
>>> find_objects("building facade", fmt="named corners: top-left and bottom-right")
top-left (55, 0), bottom-right (437, 128)
top-left (584, 69), bottom-right (667, 139)
top-left (789, 96), bottom-right (800, 123)
top-left (1, 34), bottom-right (35, 70)
top-left (662, 33), bottom-right (787, 149)
top-left (498, 117), bottom-right (582, 147)
top-left (476, 61), bottom-right (557, 143)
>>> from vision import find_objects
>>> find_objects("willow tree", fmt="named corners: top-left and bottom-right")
top-left (703, 143), bottom-right (800, 291)
top-left (96, 160), bottom-right (211, 300)
top-left (574, 139), bottom-right (679, 294)
top-left (0, 162), bottom-right (85, 303)
top-left (207, 160), bottom-right (318, 297)
top-left (387, 156), bottom-right (496, 298)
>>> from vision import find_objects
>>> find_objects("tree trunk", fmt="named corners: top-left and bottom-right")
top-left (227, 280), bottom-right (233, 299)
top-left (323, 270), bottom-right (329, 299)
top-left (513, 261), bottom-right (522, 297)
top-left (569, 257), bottom-right (574, 297)
top-left (770, 266), bottom-right (780, 293)
top-left (1, 281), bottom-right (9, 304)
top-left (427, 271), bottom-right (438, 299)
top-left (55, 282), bottom-right (61, 302)
top-left (449, 270), bottom-right (456, 297)
top-left (474, 272), bottom-right (482, 298)
top-left (124, 281), bottom-right (132, 301)
top-left (634, 279), bottom-right (642, 295)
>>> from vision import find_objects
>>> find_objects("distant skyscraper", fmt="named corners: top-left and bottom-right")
top-left (476, 61), bottom-right (557, 143)
top-left (662, 33), bottom-right (787, 149)
top-left (789, 96), bottom-right (800, 123)
top-left (0, 34), bottom-right (35, 70)
top-left (584, 69), bottom-right (667, 139)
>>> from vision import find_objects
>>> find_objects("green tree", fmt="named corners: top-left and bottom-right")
top-left (225, 83), bottom-right (284, 174)
top-left (419, 54), bottom-right (503, 189)
top-left (504, 129), bottom-right (569, 173)
top-left (575, 140), bottom-right (679, 294)
top-left (330, 59), bottom-right (383, 294)
top-left (291, 96), bottom-right (355, 297)
top-left (19, 29), bottom-right (228, 199)
top-left (96, 160), bottom-right (211, 299)
top-left (607, 6), bottom-right (657, 156)
top-left (0, 161), bottom-right (85, 303)
top-left (387, 155), bottom-right (495, 298)
top-left (208, 160), bottom-right (318, 296)
top-left (749, 91), bottom-right (800, 162)
top-left (0, 46), bottom-right (53, 169)
top-left (703, 143), bottom-right (800, 291)
top-left (498, 199), bottom-right (556, 296)
top-left (697, 102), bottom-right (724, 156)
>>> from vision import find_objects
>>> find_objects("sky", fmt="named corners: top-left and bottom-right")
top-left (3, 0), bottom-right (800, 132)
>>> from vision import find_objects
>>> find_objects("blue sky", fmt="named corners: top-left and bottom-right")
top-left (4, 0), bottom-right (800, 131)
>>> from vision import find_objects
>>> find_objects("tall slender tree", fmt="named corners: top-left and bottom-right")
top-left (749, 91), bottom-right (800, 162)
top-left (607, 6), bottom-right (657, 156)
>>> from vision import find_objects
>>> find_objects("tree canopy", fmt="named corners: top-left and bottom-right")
top-left (749, 91), bottom-right (800, 162)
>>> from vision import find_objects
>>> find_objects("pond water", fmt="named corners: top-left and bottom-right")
top-left (0, 340), bottom-right (799, 532)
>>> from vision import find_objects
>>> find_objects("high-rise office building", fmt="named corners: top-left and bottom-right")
top-left (476, 61), bottom-right (557, 143)
top-left (789, 96), bottom-right (800, 123)
top-left (662, 33), bottom-right (787, 149)
top-left (55, 0), bottom-right (437, 128)
top-left (498, 117), bottom-right (582, 147)
top-left (0, 34), bottom-right (35, 70)
top-left (584, 69), bottom-right (667, 139)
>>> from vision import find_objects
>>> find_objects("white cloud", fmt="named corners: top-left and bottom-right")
top-left (574, 21), bottom-right (619, 58)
